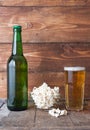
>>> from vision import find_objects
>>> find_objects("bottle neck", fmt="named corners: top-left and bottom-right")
top-left (12, 30), bottom-right (23, 56)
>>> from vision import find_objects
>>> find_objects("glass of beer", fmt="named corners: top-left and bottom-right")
top-left (64, 67), bottom-right (86, 111)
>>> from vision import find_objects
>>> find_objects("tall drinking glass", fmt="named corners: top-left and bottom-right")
top-left (64, 67), bottom-right (86, 111)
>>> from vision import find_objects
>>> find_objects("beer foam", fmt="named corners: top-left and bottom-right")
top-left (64, 67), bottom-right (85, 71)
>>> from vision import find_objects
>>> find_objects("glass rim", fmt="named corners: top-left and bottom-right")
top-left (64, 67), bottom-right (85, 71)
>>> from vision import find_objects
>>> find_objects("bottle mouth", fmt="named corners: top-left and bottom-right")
top-left (13, 25), bottom-right (22, 31)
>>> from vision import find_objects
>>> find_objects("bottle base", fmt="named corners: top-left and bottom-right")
top-left (7, 106), bottom-right (28, 111)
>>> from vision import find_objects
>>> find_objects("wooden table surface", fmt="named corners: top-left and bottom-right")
top-left (0, 99), bottom-right (90, 130)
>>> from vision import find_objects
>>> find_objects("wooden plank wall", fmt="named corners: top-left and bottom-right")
top-left (0, 0), bottom-right (90, 99)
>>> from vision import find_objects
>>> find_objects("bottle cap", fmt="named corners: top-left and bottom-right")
top-left (13, 25), bottom-right (22, 31)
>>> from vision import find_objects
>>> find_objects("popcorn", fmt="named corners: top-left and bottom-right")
top-left (60, 110), bottom-right (67, 116)
top-left (30, 82), bottom-right (60, 109)
top-left (49, 108), bottom-right (67, 117)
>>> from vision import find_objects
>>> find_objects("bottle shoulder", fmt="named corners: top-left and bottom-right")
top-left (7, 55), bottom-right (27, 64)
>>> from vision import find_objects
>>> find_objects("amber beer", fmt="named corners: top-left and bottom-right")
top-left (64, 67), bottom-right (85, 111)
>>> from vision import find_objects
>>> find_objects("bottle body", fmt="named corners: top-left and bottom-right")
top-left (7, 25), bottom-right (28, 111)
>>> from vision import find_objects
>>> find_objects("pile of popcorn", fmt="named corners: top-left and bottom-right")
top-left (31, 82), bottom-right (60, 109)
top-left (30, 82), bottom-right (67, 117)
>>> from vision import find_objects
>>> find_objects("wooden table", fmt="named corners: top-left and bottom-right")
top-left (0, 99), bottom-right (90, 130)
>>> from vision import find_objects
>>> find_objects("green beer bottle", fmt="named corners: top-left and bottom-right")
top-left (7, 25), bottom-right (28, 111)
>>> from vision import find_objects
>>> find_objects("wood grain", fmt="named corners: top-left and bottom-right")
top-left (0, 71), bottom-right (90, 99)
top-left (0, 43), bottom-right (90, 98)
top-left (0, 72), bottom-right (65, 98)
top-left (0, 100), bottom-right (90, 130)
top-left (1, 43), bottom-right (90, 72)
top-left (0, 0), bottom-right (90, 7)
top-left (0, 0), bottom-right (90, 99)
top-left (0, 7), bottom-right (90, 43)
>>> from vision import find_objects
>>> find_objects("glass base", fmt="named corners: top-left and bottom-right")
top-left (66, 106), bottom-right (83, 112)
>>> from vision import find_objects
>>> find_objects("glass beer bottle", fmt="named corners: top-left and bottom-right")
top-left (7, 25), bottom-right (28, 111)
